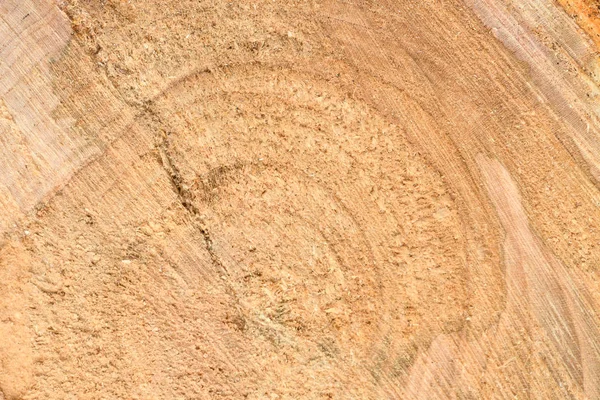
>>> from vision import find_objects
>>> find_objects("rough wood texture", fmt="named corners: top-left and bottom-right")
top-left (2, 0), bottom-right (600, 398)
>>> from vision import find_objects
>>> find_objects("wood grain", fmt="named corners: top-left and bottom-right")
top-left (1, 0), bottom-right (600, 398)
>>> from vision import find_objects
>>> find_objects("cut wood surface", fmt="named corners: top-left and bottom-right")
top-left (2, 0), bottom-right (600, 398)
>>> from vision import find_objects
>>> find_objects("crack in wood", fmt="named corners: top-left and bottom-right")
top-left (154, 123), bottom-right (231, 277)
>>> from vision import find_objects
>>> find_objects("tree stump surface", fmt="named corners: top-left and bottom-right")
top-left (2, 0), bottom-right (600, 398)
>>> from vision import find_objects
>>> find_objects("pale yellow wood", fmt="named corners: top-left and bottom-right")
top-left (2, 0), bottom-right (600, 398)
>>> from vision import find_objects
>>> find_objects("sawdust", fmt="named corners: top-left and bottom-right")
top-left (557, 0), bottom-right (600, 47)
